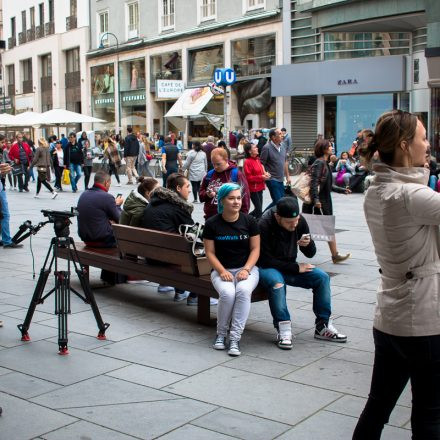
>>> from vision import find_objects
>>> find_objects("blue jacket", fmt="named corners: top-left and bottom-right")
top-left (77, 186), bottom-right (121, 242)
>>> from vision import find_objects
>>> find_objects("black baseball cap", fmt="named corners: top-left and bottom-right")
top-left (276, 197), bottom-right (299, 218)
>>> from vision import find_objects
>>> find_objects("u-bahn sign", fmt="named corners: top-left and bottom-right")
top-left (214, 68), bottom-right (236, 87)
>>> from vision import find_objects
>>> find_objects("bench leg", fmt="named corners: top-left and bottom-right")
top-left (197, 295), bottom-right (215, 326)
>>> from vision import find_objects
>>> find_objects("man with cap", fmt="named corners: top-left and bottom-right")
top-left (258, 197), bottom-right (347, 349)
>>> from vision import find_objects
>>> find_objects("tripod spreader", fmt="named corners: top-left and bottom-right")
top-left (18, 236), bottom-right (110, 354)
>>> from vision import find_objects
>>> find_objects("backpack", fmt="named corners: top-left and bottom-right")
top-left (205, 167), bottom-right (239, 183)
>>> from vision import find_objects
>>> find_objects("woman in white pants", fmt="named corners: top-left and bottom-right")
top-left (203, 182), bottom-right (260, 356)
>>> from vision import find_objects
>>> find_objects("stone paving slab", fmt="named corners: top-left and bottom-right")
top-left (61, 399), bottom-right (216, 439)
top-left (0, 371), bottom-right (62, 399)
top-left (0, 391), bottom-right (77, 440)
top-left (192, 407), bottom-right (291, 440)
top-left (164, 365), bottom-right (341, 425)
top-left (157, 424), bottom-right (235, 439)
top-left (41, 420), bottom-right (138, 440)
top-left (0, 340), bottom-right (128, 385)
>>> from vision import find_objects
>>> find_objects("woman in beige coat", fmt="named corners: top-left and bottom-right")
top-left (30, 138), bottom-right (58, 198)
top-left (353, 110), bottom-right (436, 439)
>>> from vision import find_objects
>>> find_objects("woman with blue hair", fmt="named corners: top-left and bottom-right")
top-left (203, 182), bottom-right (260, 356)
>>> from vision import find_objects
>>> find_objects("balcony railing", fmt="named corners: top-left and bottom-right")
top-left (18, 32), bottom-right (27, 45)
top-left (36, 25), bottom-right (44, 39)
top-left (151, 68), bottom-right (182, 81)
top-left (45, 21), bottom-right (54, 36)
top-left (66, 15), bottom-right (77, 31)
top-left (232, 54), bottom-right (276, 77)
top-left (27, 27), bottom-right (35, 41)
top-left (65, 71), bottom-right (80, 88)
top-left (8, 37), bottom-right (16, 49)
top-left (22, 80), bottom-right (33, 94)
top-left (8, 84), bottom-right (15, 96)
top-left (41, 76), bottom-right (52, 91)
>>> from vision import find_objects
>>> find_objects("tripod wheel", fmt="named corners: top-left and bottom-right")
top-left (21, 333), bottom-right (31, 342)
top-left (97, 332), bottom-right (107, 340)
top-left (58, 347), bottom-right (69, 355)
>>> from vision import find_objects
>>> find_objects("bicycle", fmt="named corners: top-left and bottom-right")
top-left (287, 150), bottom-right (308, 175)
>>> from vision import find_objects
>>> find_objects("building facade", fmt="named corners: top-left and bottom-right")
top-left (273, 0), bottom-right (440, 155)
top-left (2, 0), bottom-right (89, 120)
top-left (88, 0), bottom-right (283, 138)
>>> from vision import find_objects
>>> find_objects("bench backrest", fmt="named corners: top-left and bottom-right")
top-left (112, 224), bottom-right (199, 275)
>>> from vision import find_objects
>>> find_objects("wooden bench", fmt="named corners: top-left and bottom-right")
top-left (58, 224), bottom-right (268, 325)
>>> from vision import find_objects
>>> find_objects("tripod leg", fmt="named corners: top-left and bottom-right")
top-left (17, 266), bottom-right (52, 341)
top-left (55, 271), bottom-right (69, 355)
top-left (76, 267), bottom-right (110, 340)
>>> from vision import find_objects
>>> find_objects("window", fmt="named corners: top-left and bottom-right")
top-left (413, 58), bottom-right (420, 84)
top-left (127, 2), bottom-right (139, 38)
top-left (246, 0), bottom-right (265, 11)
top-left (30, 7), bottom-right (35, 28)
top-left (11, 17), bottom-right (16, 38)
top-left (41, 54), bottom-right (52, 77)
top-left (161, 0), bottom-right (175, 31)
top-left (150, 51), bottom-right (182, 83)
top-left (7, 65), bottom-right (15, 86)
top-left (48, 0), bottom-right (54, 22)
top-left (70, 0), bottom-right (77, 17)
top-left (22, 59), bottom-right (32, 81)
top-left (39, 3), bottom-right (44, 27)
top-left (98, 11), bottom-right (109, 45)
top-left (413, 28), bottom-right (427, 52)
top-left (200, 0), bottom-right (216, 21)
top-left (21, 11), bottom-right (26, 32)
top-left (66, 48), bottom-right (80, 73)
top-left (188, 45), bottom-right (223, 83)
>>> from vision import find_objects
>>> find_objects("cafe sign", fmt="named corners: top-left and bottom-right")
top-left (156, 80), bottom-right (184, 99)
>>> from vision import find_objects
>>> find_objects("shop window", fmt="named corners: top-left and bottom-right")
top-left (200, 0), bottom-right (216, 22)
top-left (413, 59), bottom-right (419, 84)
top-left (232, 34), bottom-right (275, 77)
top-left (119, 59), bottom-right (145, 92)
top-left (431, 88), bottom-right (440, 160)
top-left (160, 0), bottom-right (175, 31)
top-left (324, 32), bottom-right (410, 60)
top-left (91, 64), bottom-right (115, 129)
top-left (188, 45), bottom-right (223, 84)
top-left (150, 51), bottom-right (182, 83)
top-left (127, 2), bottom-right (139, 39)
top-left (98, 11), bottom-right (109, 46)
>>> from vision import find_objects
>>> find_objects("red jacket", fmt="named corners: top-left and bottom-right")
top-left (244, 157), bottom-right (266, 193)
top-left (199, 162), bottom-right (250, 219)
top-left (9, 141), bottom-right (33, 164)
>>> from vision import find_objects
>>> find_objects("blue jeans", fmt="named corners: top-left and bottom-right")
top-left (258, 267), bottom-right (331, 328)
top-left (69, 163), bottom-right (82, 191)
top-left (265, 179), bottom-right (285, 211)
top-left (0, 181), bottom-right (12, 245)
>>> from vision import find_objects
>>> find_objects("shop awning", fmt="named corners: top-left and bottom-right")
top-left (165, 87), bottom-right (214, 118)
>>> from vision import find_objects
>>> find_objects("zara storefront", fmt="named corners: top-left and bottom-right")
top-left (272, 55), bottom-right (415, 153)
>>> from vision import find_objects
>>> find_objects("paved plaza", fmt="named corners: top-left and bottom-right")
top-left (0, 178), bottom-right (412, 439)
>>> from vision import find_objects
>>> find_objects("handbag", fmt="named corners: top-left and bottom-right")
top-left (62, 169), bottom-right (71, 185)
top-left (11, 163), bottom-right (24, 176)
top-left (301, 208), bottom-right (335, 242)
top-left (179, 223), bottom-right (205, 257)
top-left (335, 169), bottom-right (346, 186)
top-left (291, 171), bottom-right (312, 203)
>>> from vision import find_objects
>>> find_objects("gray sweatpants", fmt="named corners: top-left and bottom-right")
top-left (211, 267), bottom-right (259, 341)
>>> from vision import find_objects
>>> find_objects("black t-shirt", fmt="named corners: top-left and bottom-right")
top-left (203, 212), bottom-right (259, 269)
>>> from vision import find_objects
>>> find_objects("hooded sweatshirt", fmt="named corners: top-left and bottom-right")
top-left (199, 162), bottom-right (250, 219)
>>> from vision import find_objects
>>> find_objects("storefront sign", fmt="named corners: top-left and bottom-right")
top-left (337, 79), bottom-right (358, 85)
top-left (121, 91), bottom-right (146, 106)
top-left (94, 94), bottom-right (114, 108)
top-left (157, 80), bottom-right (184, 99)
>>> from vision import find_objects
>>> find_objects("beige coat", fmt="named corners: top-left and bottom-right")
top-left (364, 163), bottom-right (440, 337)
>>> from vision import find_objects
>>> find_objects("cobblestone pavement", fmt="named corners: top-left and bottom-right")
top-left (0, 176), bottom-right (411, 439)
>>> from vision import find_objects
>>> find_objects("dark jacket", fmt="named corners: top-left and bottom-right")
top-left (120, 190), bottom-right (149, 227)
top-left (124, 134), bottom-right (140, 157)
top-left (257, 135), bottom-right (267, 155)
top-left (202, 142), bottom-right (216, 166)
top-left (309, 158), bottom-right (345, 206)
top-left (77, 185), bottom-right (121, 242)
top-left (64, 142), bottom-right (84, 167)
top-left (142, 186), bottom-right (194, 233)
top-left (258, 208), bottom-right (316, 275)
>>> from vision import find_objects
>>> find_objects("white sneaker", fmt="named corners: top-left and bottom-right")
top-left (51, 191), bottom-right (58, 199)
top-left (210, 298), bottom-right (218, 305)
top-left (174, 291), bottom-right (190, 302)
top-left (157, 285), bottom-right (174, 293)
top-left (314, 319), bottom-right (347, 342)
top-left (34, 194), bottom-right (39, 198)
top-left (276, 320), bottom-right (293, 350)
top-left (213, 335), bottom-right (226, 350)
top-left (127, 280), bottom-right (149, 284)
top-left (116, 183), bottom-right (122, 187)
top-left (228, 340), bottom-right (241, 356)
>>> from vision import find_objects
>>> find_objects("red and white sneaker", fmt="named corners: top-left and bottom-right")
top-left (314, 320), bottom-right (347, 343)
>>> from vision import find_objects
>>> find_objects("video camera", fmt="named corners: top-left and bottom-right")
top-left (12, 208), bottom-right (78, 244)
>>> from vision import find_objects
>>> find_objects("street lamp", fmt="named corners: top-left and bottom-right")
top-left (99, 32), bottom-right (121, 134)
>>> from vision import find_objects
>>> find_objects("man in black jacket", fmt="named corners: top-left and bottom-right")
top-left (65, 132), bottom-right (84, 193)
top-left (124, 127), bottom-right (140, 184)
top-left (258, 197), bottom-right (347, 349)
top-left (255, 129), bottom-right (267, 155)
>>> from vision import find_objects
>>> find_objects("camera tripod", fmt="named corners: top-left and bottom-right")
top-left (17, 235), bottom-right (110, 355)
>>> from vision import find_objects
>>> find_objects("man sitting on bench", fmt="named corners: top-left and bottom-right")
top-left (258, 197), bottom-right (347, 350)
